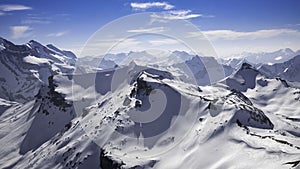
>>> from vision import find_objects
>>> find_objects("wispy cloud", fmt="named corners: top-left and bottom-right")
top-left (127, 27), bottom-right (166, 33)
top-left (151, 10), bottom-right (202, 20)
top-left (47, 31), bottom-right (68, 37)
top-left (22, 16), bottom-right (51, 24)
top-left (202, 15), bottom-right (215, 18)
top-left (190, 29), bottom-right (300, 40)
top-left (0, 4), bottom-right (32, 16)
top-left (0, 4), bottom-right (32, 12)
top-left (149, 38), bottom-right (179, 46)
top-left (22, 13), bottom-right (70, 25)
top-left (78, 38), bottom-right (143, 56)
top-left (187, 29), bottom-right (300, 56)
top-left (130, 2), bottom-right (206, 21)
top-left (10, 26), bottom-right (32, 39)
top-left (22, 19), bottom-right (51, 24)
top-left (130, 2), bottom-right (174, 10)
top-left (21, 13), bottom-right (70, 25)
top-left (168, 10), bottom-right (192, 16)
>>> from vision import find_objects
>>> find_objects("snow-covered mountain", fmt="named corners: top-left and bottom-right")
top-left (76, 56), bottom-right (118, 73)
top-left (259, 55), bottom-right (300, 82)
top-left (226, 48), bottom-right (300, 65)
top-left (220, 57), bottom-right (253, 70)
top-left (103, 50), bottom-right (194, 66)
top-left (0, 38), bottom-right (300, 169)
top-left (172, 55), bottom-right (234, 85)
top-left (77, 50), bottom-right (195, 70)
top-left (76, 51), bottom-right (181, 73)
top-left (0, 37), bottom-right (76, 103)
top-left (78, 51), bottom-right (234, 86)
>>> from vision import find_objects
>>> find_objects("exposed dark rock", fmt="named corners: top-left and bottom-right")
top-left (100, 149), bottom-right (124, 169)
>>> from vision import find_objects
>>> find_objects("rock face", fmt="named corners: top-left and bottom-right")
top-left (20, 75), bottom-right (74, 154)
top-left (225, 63), bottom-right (260, 92)
top-left (226, 90), bottom-right (274, 129)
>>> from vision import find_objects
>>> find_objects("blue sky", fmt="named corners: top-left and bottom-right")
top-left (0, 0), bottom-right (300, 56)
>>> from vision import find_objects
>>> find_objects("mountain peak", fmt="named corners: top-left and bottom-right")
top-left (0, 36), bottom-right (5, 42)
top-left (29, 39), bottom-right (40, 44)
top-left (172, 50), bottom-right (189, 56)
top-left (0, 37), bottom-right (16, 48)
top-left (280, 48), bottom-right (294, 54)
top-left (285, 54), bottom-right (300, 64)
top-left (189, 55), bottom-right (201, 62)
top-left (240, 62), bottom-right (254, 70)
top-left (224, 62), bottom-right (260, 92)
top-left (46, 44), bottom-right (58, 50)
top-left (28, 40), bottom-right (44, 49)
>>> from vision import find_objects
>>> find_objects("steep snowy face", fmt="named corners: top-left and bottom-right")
top-left (46, 44), bottom-right (77, 66)
top-left (0, 37), bottom-right (76, 103)
top-left (259, 55), bottom-right (300, 82)
top-left (170, 55), bottom-right (233, 86)
top-left (223, 61), bottom-right (300, 101)
top-left (225, 90), bottom-right (274, 129)
top-left (224, 63), bottom-right (261, 92)
top-left (19, 75), bottom-right (74, 155)
top-left (0, 74), bottom-right (97, 169)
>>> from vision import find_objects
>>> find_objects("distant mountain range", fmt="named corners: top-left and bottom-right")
top-left (259, 55), bottom-right (300, 82)
top-left (224, 48), bottom-right (300, 65)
